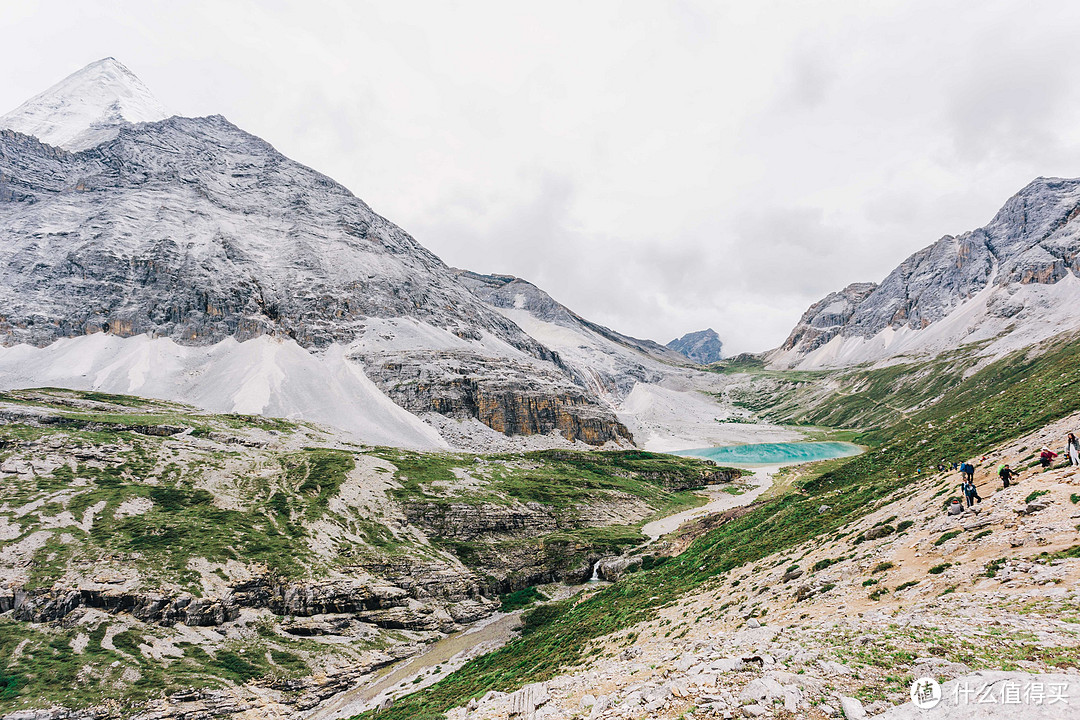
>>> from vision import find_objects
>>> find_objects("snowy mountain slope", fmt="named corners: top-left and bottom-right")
top-left (0, 334), bottom-right (447, 448)
top-left (0, 59), bottom-right (632, 447)
top-left (771, 177), bottom-right (1080, 369)
top-left (0, 58), bottom-right (167, 152)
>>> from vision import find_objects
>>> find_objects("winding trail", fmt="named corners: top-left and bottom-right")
top-left (640, 465), bottom-right (780, 543)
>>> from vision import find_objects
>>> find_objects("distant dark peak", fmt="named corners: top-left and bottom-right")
top-left (667, 328), bottom-right (723, 364)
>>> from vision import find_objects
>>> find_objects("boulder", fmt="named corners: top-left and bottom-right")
top-left (595, 555), bottom-right (642, 582)
top-left (740, 676), bottom-right (786, 704)
top-left (508, 682), bottom-right (549, 719)
top-left (839, 695), bottom-right (866, 719)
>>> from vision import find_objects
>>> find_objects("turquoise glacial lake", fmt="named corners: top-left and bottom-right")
top-left (677, 441), bottom-right (863, 466)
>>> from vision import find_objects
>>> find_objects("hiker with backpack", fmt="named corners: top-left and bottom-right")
top-left (960, 462), bottom-right (975, 483)
top-left (999, 463), bottom-right (1017, 488)
top-left (961, 478), bottom-right (982, 507)
top-left (1067, 433), bottom-right (1079, 467)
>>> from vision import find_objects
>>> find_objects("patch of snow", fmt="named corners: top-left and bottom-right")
top-left (0, 58), bottom-right (168, 151)
top-left (0, 334), bottom-right (447, 449)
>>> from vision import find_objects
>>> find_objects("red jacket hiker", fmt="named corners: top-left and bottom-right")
top-left (1040, 447), bottom-right (1058, 468)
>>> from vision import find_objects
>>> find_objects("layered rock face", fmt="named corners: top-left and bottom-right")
top-left (774, 177), bottom-right (1080, 368)
top-left (0, 60), bottom-right (632, 446)
top-left (666, 328), bottom-right (724, 364)
top-left (361, 349), bottom-right (632, 443)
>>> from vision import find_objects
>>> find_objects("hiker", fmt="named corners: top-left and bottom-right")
top-left (961, 479), bottom-right (982, 507)
top-left (999, 463), bottom-right (1017, 488)
top-left (960, 462), bottom-right (975, 483)
top-left (947, 499), bottom-right (964, 516)
top-left (1068, 433), bottom-right (1080, 467)
top-left (1039, 446), bottom-right (1058, 469)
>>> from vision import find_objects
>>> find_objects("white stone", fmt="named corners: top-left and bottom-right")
top-left (839, 695), bottom-right (866, 719)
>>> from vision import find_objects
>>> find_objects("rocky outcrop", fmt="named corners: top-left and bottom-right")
top-left (362, 351), bottom-right (633, 444)
top-left (1, 568), bottom-right (493, 632)
top-left (230, 577), bottom-right (411, 616)
top-left (402, 501), bottom-right (560, 542)
top-left (399, 491), bottom-right (666, 593)
top-left (632, 466), bottom-right (741, 492)
top-left (453, 537), bottom-right (599, 594)
top-left (594, 555), bottom-right (642, 582)
top-left (0, 404), bottom-right (184, 437)
top-left (1, 586), bottom-right (240, 626)
top-left (667, 328), bottom-right (724, 365)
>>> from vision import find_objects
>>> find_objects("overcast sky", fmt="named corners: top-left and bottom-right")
top-left (4, 1), bottom-right (1080, 353)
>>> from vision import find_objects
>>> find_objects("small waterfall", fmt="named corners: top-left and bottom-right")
top-left (587, 560), bottom-right (602, 583)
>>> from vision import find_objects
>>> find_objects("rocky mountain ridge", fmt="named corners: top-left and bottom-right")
top-left (771, 177), bottom-right (1080, 369)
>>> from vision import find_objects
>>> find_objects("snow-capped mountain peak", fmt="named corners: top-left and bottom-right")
top-left (0, 57), bottom-right (168, 152)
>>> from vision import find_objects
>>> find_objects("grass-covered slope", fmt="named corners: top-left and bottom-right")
top-left (361, 332), bottom-right (1080, 719)
top-left (715, 343), bottom-right (1001, 430)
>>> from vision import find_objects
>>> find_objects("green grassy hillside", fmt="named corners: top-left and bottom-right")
top-left (360, 332), bottom-right (1080, 719)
